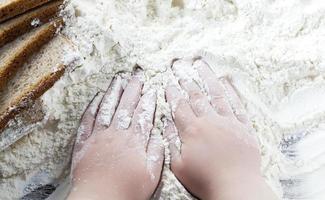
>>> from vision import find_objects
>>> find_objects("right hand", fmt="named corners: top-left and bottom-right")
top-left (164, 59), bottom-right (279, 200)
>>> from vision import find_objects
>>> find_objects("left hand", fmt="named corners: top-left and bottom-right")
top-left (68, 74), bottom-right (164, 200)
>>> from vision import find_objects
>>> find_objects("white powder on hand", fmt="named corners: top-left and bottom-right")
top-left (116, 109), bottom-right (132, 130)
top-left (97, 76), bottom-right (123, 127)
top-left (1, 0), bottom-right (325, 199)
top-left (136, 90), bottom-right (156, 143)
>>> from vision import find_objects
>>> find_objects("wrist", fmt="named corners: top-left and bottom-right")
top-left (68, 180), bottom-right (132, 200)
top-left (207, 170), bottom-right (277, 200)
top-left (206, 170), bottom-right (266, 200)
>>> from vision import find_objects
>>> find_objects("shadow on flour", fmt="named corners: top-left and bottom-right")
top-left (280, 127), bottom-right (325, 200)
top-left (21, 184), bottom-right (57, 200)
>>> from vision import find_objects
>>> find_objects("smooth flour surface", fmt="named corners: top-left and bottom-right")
top-left (1, 0), bottom-right (325, 199)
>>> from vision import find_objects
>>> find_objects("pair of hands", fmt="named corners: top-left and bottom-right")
top-left (68, 59), bottom-right (278, 200)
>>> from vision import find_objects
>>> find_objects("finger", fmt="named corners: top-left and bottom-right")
top-left (73, 92), bottom-right (104, 156)
top-left (172, 59), bottom-right (195, 81)
top-left (179, 80), bottom-right (216, 117)
top-left (146, 134), bottom-right (164, 182)
top-left (94, 77), bottom-right (124, 131)
top-left (132, 90), bottom-right (157, 146)
top-left (194, 60), bottom-right (234, 116)
top-left (221, 77), bottom-right (250, 125)
top-left (163, 119), bottom-right (182, 167)
top-left (166, 85), bottom-right (196, 133)
top-left (111, 75), bottom-right (143, 130)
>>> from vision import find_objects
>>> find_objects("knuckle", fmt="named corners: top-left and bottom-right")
top-left (176, 99), bottom-right (188, 110)
top-left (210, 97), bottom-right (228, 109)
top-left (211, 94), bottom-right (226, 102)
top-left (215, 105), bottom-right (231, 116)
top-left (236, 113), bottom-right (248, 123)
top-left (190, 91), bottom-right (204, 100)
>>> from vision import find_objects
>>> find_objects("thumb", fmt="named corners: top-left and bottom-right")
top-left (72, 92), bottom-right (103, 169)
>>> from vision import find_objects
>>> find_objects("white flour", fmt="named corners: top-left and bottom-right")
top-left (1, 0), bottom-right (325, 199)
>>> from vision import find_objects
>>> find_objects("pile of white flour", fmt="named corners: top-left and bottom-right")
top-left (1, 0), bottom-right (325, 199)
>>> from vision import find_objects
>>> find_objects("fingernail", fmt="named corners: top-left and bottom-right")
top-left (171, 58), bottom-right (181, 69)
top-left (133, 69), bottom-right (145, 83)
